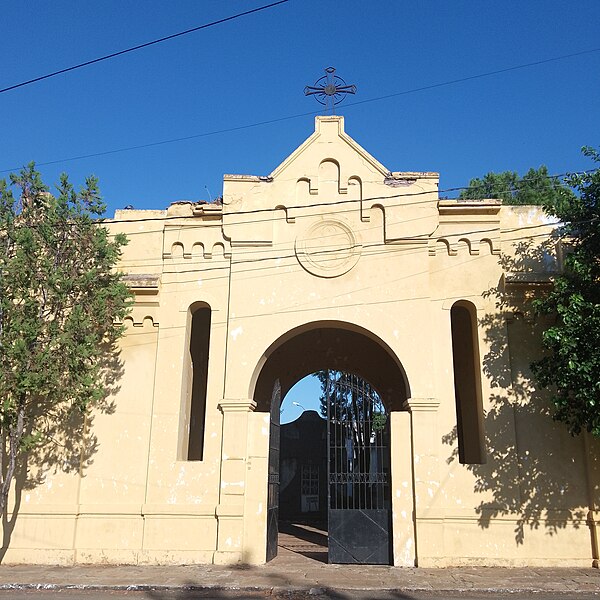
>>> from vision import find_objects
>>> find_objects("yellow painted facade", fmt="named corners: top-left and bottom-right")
top-left (3, 116), bottom-right (598, 567)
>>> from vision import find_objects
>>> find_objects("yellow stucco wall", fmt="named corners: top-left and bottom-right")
top-left (3, 116), bottom-right (598, 567)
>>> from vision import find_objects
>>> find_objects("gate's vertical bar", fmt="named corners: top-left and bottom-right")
top-left (342, 375), bottom-right (346, 511)
top-left (348, 375), bottom-right (351, 511)
top-left (364, 376), bottom-right (369, 511)
top-left (266, 379), bottom-right (281, 562)
top-left (359, 375), bottom-right (363, 511)
top-left (326, 369), bottom-right (332, 520)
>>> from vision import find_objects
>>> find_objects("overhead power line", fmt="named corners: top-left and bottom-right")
top-left (114, 227), bottom-right (569, 290)
top-left (1, 167), bottom-right (592, 228)
top-left (62, 168), bottom-right (600, 225)
top-left (344, 48), bottom-right (600, 108)
top-left (0, 1), bottom-right (290, 95)
top-left (6, 171), bottom-right (588, 286)
top-left (0, 110), bottom-right (319, 173)
top-left (1, 46), bottom-right (598, 174)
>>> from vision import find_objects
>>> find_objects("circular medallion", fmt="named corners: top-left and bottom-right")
top-left (295, 219), bottom-right (361, 278)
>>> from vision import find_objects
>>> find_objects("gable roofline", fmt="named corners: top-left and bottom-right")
top-left (269, 115), bottom-right (391, 179)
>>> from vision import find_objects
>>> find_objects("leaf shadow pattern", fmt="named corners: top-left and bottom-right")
top-left (442, 232), bottom-right (590, 546)
top-left (1, 340), bottom-right (124, 561)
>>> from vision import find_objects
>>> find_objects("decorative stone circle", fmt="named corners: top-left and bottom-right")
top-left (295, 219), bottom-right (361, 278)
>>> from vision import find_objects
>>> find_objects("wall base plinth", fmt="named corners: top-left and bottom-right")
top-left (213, 550), bottom-right (244, 565)
top-left (139, 550), bottom-right (215, 565)
top-left (416, 557), bottom-right (596, 568)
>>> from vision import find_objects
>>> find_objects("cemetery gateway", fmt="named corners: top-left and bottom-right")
top-left (5, 116), bottom-right (599, 568)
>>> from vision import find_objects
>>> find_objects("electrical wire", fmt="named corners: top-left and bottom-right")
top-left (0, 1), bottom-right (291, 95)
top-left (6, 194), bottom-right (565, 287)
top-left (107, 185), bottom-right (589, 283)
top-left (344, 48), bottom-right (600, 109)
top-left (1, 188), bottom-right (576, 292)
top-left (2, 168), bottom-right (592, 239)
top-left (111, 198), bottom-right (575, 282)
top-left (4, 164), bottom-right (593, 277)
top-left (1, 47), bottom-right (598, 173)
top-left (126, 228), bottom-right (562, 293)
top-left (103, 167), bottom-right (593, 226)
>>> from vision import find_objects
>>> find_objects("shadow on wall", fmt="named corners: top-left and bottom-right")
top-left (443, 235), bottom-right (590, 546)
top-left (1, 342), bottom-right (124, 561)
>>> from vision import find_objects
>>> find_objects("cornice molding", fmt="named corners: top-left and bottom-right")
top-left (218, 399), bottom-right (257, 413)
top-left (403, 398), bottom-right (440, 413)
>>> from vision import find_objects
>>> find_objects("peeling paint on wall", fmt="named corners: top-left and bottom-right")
top-left (221, 481), bottom-right (245, 488)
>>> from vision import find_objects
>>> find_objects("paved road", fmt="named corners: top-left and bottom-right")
top-left (0, 590), bottom-right (598, 600)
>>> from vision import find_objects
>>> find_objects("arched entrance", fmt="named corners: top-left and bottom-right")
top-left (251, 322), bottom-right (411, 565)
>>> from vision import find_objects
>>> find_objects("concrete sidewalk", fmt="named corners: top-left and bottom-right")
top-left (0, 552), bottom-right (598, 596)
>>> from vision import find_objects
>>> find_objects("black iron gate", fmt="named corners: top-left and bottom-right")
top-left (266, 379), bottom-right (281, 562)
top-left (326, 372), bottom-right (392, 564)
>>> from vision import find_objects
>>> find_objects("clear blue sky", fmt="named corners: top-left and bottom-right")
top-left (280, 376), bottom-right (323, 424)
top-left (2, 0), bottom-right (599, 217)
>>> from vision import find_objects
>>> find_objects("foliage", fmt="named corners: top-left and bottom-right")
top-left (0, 164), bottom-right (132, 514)
top-left (315, 370), bottom-right (386, 430)
top-left (459, 165), bottom-right (575, 205)
top-left (530, 148), bottom-right (600, 437)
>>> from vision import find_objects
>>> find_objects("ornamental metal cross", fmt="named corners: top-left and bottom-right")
top-left (304, 67), bottom-right (357, 114)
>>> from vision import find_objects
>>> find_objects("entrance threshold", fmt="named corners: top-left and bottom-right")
top-left (276, 521), bottom-right (328, 564)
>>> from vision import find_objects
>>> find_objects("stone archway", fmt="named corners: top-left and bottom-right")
top-left (250, 321), bottom-right (415, 566)
top-left (252, 321), bottom-right (410, 412)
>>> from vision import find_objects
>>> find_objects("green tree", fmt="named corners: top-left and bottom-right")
top-left (459, 165), bottom-right (574, 205)
top-left (0, 164), bottom-right (132, 515)
top-left (530, 148), bottom-right (600, 437)
top-left (315, 370), bottom-right (386, 430)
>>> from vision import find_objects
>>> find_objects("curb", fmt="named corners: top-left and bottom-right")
top-left (0, 582), bottom-right (598, 595)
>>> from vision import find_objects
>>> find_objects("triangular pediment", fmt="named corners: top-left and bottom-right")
top-left (222, 115), bottom-right (440, 247)
top-left (269, 115), bottom-right (390, 179)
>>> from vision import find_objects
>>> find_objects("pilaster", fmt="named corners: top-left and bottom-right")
top-left (403, 397), bottom-right (443, 565)
top-left (390, 411), bottom-right (416, 566)
top-left (214, 399), bottom-right (256, 564)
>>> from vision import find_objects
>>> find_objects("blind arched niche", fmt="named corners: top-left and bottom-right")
top-left (179, 302), bottom-right (211, 461)
top-left (450, 300), bottom-right (486, 464)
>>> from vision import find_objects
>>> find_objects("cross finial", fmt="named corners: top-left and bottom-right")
top-left (304, 67), bottom-right (357, 114)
